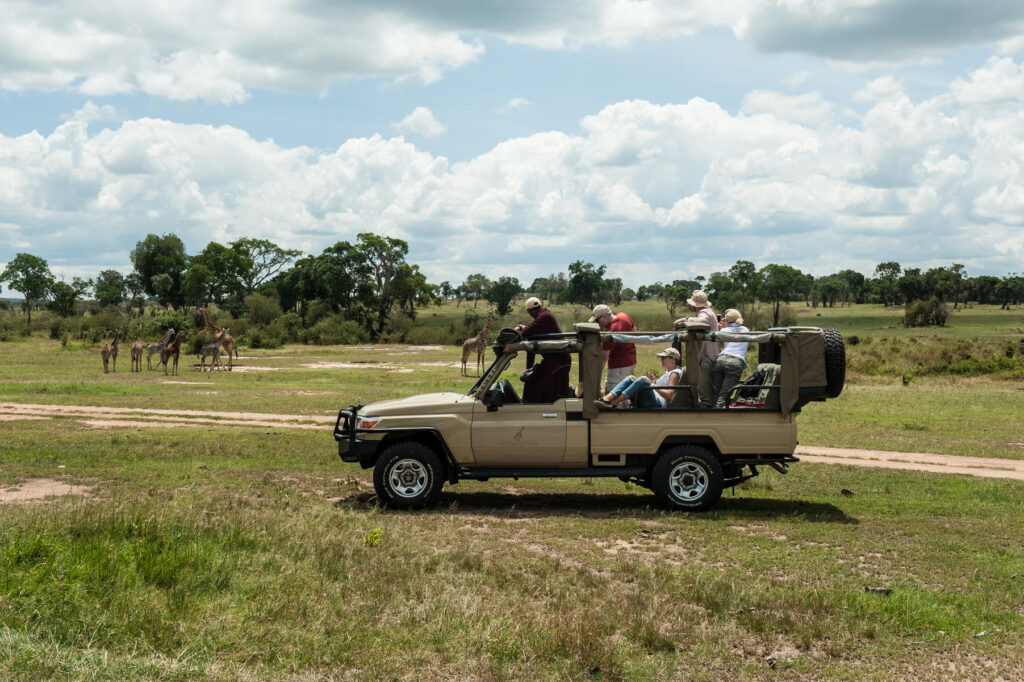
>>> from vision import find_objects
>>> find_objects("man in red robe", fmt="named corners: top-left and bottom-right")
top-left (516, 297), bottom-right (571, 403)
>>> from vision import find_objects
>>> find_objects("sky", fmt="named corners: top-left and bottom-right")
top-left (1, 0), bottom-right (1024, 293)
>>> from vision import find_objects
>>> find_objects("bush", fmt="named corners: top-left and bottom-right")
top-left (246, 293), bottom-right (282, 326)
top-left (904, 297), bottom-right (949, 327)
top-left (246, 323), bottom-right (285, 349)
top-left (741, 303), bottom-right (797, 331)
top-left (307, 316), bottom-right (369, 345)
top-left (278, 312), bottom-right (304, 343)
top-left (381, 313), bottom-right (415, 343)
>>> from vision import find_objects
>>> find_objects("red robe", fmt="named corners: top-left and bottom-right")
top-left (521, 308), bottom-right (571, 402)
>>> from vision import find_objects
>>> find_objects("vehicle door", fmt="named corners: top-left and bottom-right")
top-left (471, 398), bottom-right (567, 465)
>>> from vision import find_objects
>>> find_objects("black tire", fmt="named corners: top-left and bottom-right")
top-left (373, 441), bottom-right (445, 509)
top-left (651, 445), bottom-right (723, 511)
top-left (823, 328), bottom-right (846, 399)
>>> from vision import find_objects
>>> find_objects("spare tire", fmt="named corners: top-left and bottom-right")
top-left (823, 328), bottom-right (846, 399)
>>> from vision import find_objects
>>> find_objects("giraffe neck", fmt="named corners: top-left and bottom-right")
top-left (202, 308), bottom-right (221, 336)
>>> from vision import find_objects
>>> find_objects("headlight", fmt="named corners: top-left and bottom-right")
top-left (357, 416), bottom-right (380, 430)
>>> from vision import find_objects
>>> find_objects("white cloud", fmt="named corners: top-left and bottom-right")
top-left (61, 101), bottom-right (120, 124)
top-left (497, 97), bottom-right (531, 113)
top-left (393, 107), bottom-right (448, 138)
top-left (783, 70), bottom-right (811, 87)
top-left (3, 58), bottom-right (1024, 284)
top-left (3, 2), bottom-right (1024, 103)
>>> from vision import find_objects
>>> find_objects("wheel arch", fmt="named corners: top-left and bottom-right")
top-left (378, 429), bottom-right (459, 483)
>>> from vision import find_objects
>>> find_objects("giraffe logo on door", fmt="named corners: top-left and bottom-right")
top-left (511, 426), bottom-right (525, 444)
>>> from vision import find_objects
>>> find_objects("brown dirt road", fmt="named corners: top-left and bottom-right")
top-left (2, 402), bottom-right (1021, 481)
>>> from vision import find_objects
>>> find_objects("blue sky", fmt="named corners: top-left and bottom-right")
top-left (1, 1), bottom-right (1024, 291)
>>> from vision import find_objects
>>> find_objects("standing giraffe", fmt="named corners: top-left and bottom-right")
top-left (198, 307), bottom-right (237, 371)
top-left (160, 330), bottom-right (185, 376)
top-left (147, 328), bottom-right (175, 370)
top-left (198, 328), bottom-right (230, 372)
top-left (109, 328), bottom-right (122, 373)
top-left (461, 311), bottom-right (493, 376)
top-left (130, 324), bottom-right (143, 372)
top-left (99, 330), bottom-right (112, 374)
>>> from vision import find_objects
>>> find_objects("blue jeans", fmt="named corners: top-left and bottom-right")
top-left (609, 376), bottom-right (662, 408)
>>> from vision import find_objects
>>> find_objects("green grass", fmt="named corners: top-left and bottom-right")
top-left (1, 304), bottom-right (1023, 678)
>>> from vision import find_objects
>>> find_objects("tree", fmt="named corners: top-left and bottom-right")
top-left (130, 234), bottom-right (187, 308)
top-left (662, 283), bottom-right (688, 318)
top-left (462, 273), bottom-right (491, 308)
top-left (231, 237), bottom-right (302, 294)
top-left (873, 261), bottom-right (902, 306)
top-left (486, 276), bottom-right (524, 316)
top-left (600, 277), bottom-right (623, 306)
top-left (727, 260), bottom-right (759, 308)
top-left (94, 270), bottom-right (126, 308)
top-left (151, 273), bottom-right (174, 307)
top-left (124, 272), bottom-right (146, 316)
top-left (0, 253), bottom-right (54, 327)
top-left (357, 233), bottom-right (431, 337)
top-left (897, 268), bottom-right (925, 304)
top-left (190, 241), bottom-right (251, 305)
top-left (758, 264), bottom-right (804, 327)
top-left (563, 261), bottom-right (606, 308)
top-left (49, 281), bottom-right (81, 317)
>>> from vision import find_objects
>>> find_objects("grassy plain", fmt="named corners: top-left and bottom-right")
top-left (1, 303), bottom-right (1023, 679)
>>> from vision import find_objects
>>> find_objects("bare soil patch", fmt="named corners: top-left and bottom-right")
top-left (795, 445), bottom-right (1024, 481)
top-left (0, 478), bottom-right (91, 503)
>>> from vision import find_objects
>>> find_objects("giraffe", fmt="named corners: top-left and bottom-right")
top-left (147, 328), bottom-right (175, 370)
top-left (198, 328), bottom-right (230, 372)
top-left (109, 328), bottom-right (122, 373)
top-left (198, 307), bottom-right (237, 371)
top-left (99, 330), bottom-right (112, 374)
top-left (130, 324), bottom-right (143, 372)
top-left (160, 330), bottom-right (185, 376)
top-left (460, 310), bottom-right (493, 376)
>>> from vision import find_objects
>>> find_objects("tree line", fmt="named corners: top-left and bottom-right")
top-left (3, 233), bottom-right (1023, 340)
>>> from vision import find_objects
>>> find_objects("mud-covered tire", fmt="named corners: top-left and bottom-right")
top-left (373, 442), bottom-right (445, 509)
top-left (823, 328), bottom-right (846, 399)
top-left (651, 445), bottom-right (723, 511)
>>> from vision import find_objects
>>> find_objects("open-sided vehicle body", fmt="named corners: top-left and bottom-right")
top-left (334, 321), bottom-right (845, 511)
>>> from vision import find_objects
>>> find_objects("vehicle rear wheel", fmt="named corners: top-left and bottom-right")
top-left (823, 328), bottom-right (846, 399)
top-left (651, 445), bottom-right (723, 511)
top-left (373, 442), bottom-right (445, 509)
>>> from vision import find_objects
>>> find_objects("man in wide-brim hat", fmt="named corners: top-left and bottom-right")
top-left (516, 297), bottom-right (571, 402)
top-left (673, 290), bottom-right (721, 407)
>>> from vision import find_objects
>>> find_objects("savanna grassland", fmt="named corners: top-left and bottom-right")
top-left (1, 302), bottom-right (1022, 679)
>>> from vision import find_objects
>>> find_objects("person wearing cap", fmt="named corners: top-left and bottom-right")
top-left (712, 309), bottom-right (750, 408)
top-left (515, 297), bottom-right (571, 402)
top-left (595, 348), bottom-right (683, 409)
top-left (589, 304), bottom-right (636, 395)
top-left (672, 290), bottom-right (721, 408)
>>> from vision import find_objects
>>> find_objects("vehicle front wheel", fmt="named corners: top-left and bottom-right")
top-left (651, 445), bottom-right (723, 511)
top-left (373, 442), bottom-right (445, 509)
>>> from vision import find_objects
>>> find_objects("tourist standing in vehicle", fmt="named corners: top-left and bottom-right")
top-left (673, 290), bottom-right (721, 407)
top-left (516, 297), bottom-right (571, 402)
top-left (590, 304), bottom-right (636, 395)
top-left (595, 348), bottom-right (683, 409)
top-left (712, 309), bottom-right (749, 408)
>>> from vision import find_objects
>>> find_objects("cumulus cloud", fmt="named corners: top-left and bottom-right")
top-left (3, 1), bottom-right (1024, 103)
top-left (393, 107), bottom-right (447, 138)
top-left (3, 58), bottom-right (1024, 284)
top-left (61, 101), bottom-right (120, 123)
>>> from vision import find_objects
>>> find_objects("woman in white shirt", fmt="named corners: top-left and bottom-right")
top-left (596, 348), bottom-right (684, 409)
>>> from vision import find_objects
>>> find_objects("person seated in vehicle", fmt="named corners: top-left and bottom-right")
top-left (594, 348), bottom-right (683, 409)
top-left (712, 308), bottom-right (750, 408)
top-left (515, 297), bottom-right (571, 402)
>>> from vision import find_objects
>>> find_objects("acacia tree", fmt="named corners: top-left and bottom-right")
top-left (758, 263), bottom-right (805, 327)
top-left (231, 237), bottom-right (302, 294)
top-left (486, 276), bottom-right (524, 316)
top-left (49, 281), bottom-right (81, 317)
top-left (0, 253), bottom-right (54, 326)
top-left (462, 273), bottom-right (491, 308)
top-left (130, 234), bottom-right (187, 308)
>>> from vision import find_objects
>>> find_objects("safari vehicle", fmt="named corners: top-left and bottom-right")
top-left (333, 321), bottom-right (845, 511)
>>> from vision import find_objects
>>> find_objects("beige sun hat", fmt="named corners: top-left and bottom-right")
top-left (724, 308), bottom-right (744, 325)
top-left (588, 304), bottom-right (612, 323)
top-left (686, 290), bottom-right (711, 308)
top-left (656, 347), bottom-right (681, 361)
top-left (525, 296), bottom-right (542, 310)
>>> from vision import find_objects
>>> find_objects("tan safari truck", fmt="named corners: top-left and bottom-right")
top-left (333, 321), bottom-right (846, 511)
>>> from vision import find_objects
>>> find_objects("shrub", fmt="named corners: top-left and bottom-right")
top-left (246, 323), bottom-right (284, 349)
top-left (278, 312), bottom-right (304, 342)
top-left (741, 303), bottom-right (797, 331)
top-left (904, 297), bottom-right (949, 327)
top-left (246, 293), bottom-right (282, 326)
top-left (307, 316), bottom-right (369, 345)
top-left (381, 313), bottom-right (415, 343)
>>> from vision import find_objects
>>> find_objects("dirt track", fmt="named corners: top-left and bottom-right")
top-left (2, 402), bottom-right (1022, 480)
